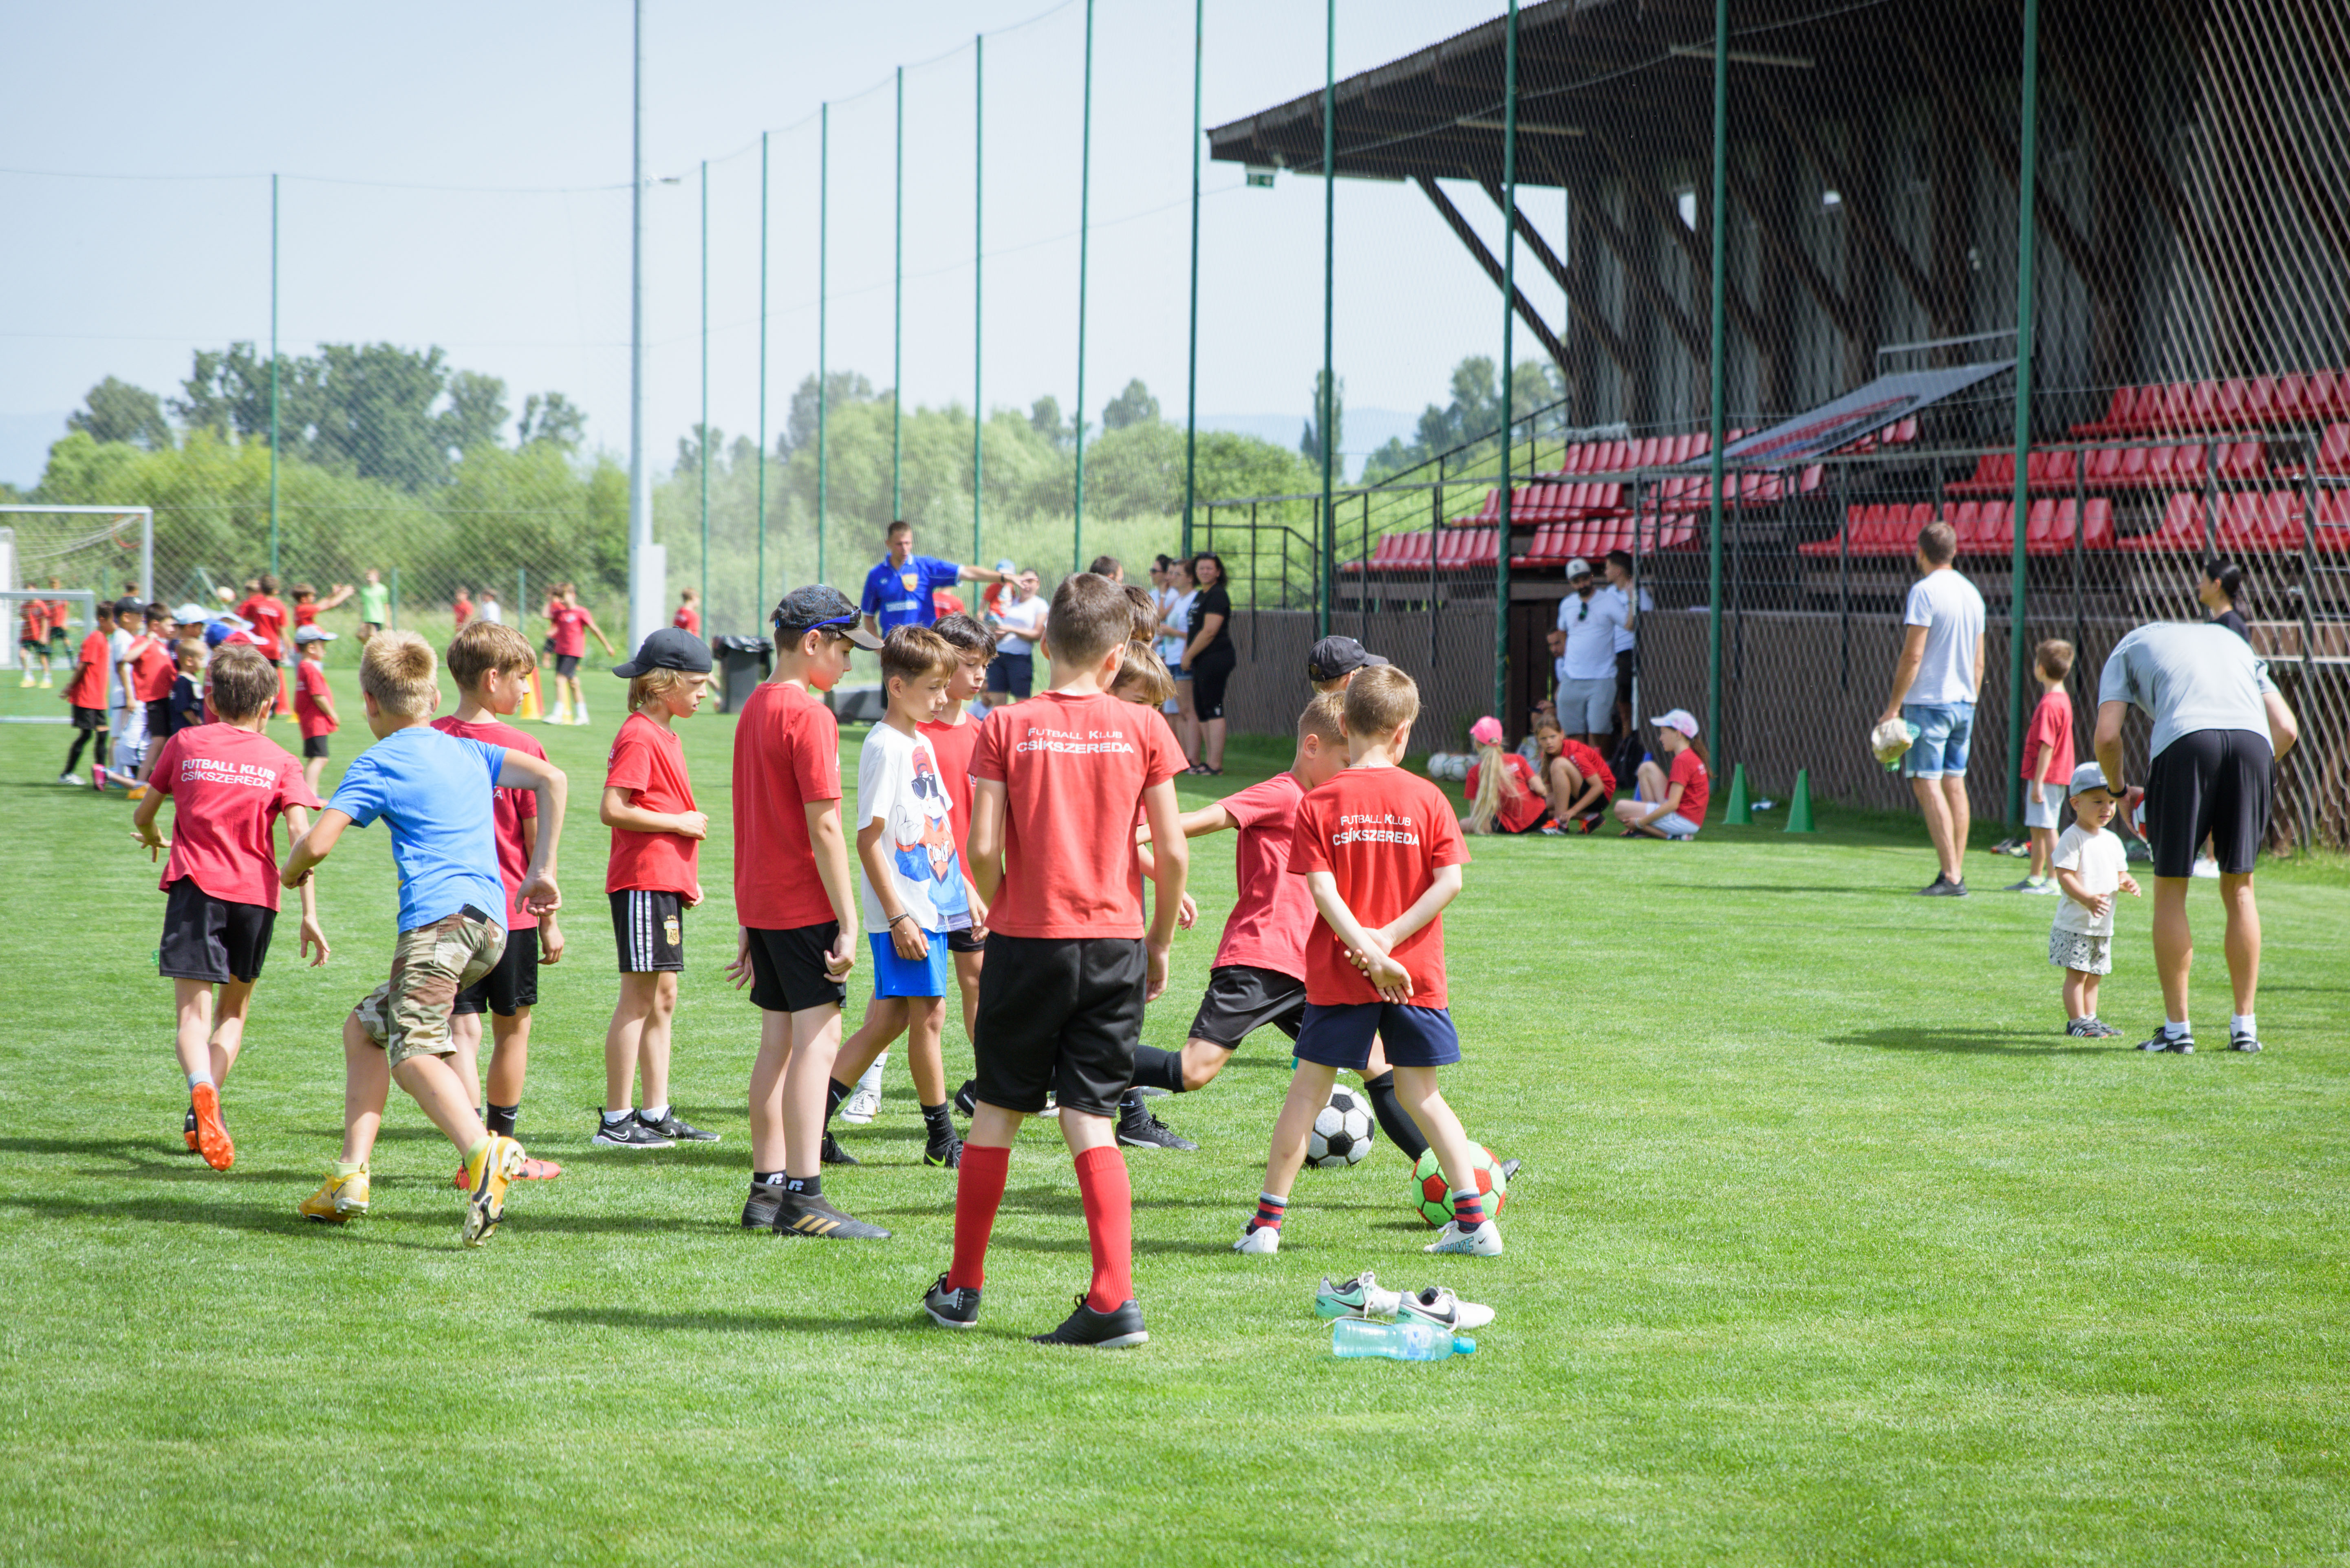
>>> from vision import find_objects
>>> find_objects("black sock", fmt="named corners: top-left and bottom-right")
top-left (64, 731), bottom-right (90, 774)
top-left (95, 731), bottom-right (109, 769)
top-left (1362, 1070), bottom-right (1430, 1163)
top-left (484, 1102), bottom-right (518, 1137)
top-left (824, 1078), bottom-right (850, 1125)
top-left (1129, 1044), bottom-right (1187, 1094)
top-left (921, 1103), bottom-right (955, 1144)
top-left (752, 1169), bottom-right (786, 1187)
top-left (783, 1174), bottom-right (821, 1198)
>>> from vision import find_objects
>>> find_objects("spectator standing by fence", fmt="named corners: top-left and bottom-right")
top-left (1602, 550), bottom-right (1648, 744)
top-left (1551, 558), bottom-right (1625, 751)
top-left (1181, 553), bottom-right (1235, 776)
top-left (1877, 522), bottom-right (1986, 897)
top-left (1153, 558), bottom-right (1198, 763)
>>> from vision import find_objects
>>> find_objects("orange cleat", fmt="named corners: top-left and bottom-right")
top-left (191, 1083), bottom-right (234, 1171)
top-left (456, 1156), bottom-right (563, 1188)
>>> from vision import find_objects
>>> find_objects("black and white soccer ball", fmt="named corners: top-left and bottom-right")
top-left (1307, 1086), bottom-right (1377, 1169)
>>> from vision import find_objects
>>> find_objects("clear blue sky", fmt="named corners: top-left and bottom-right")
top-left (1, 1), bottom-right (1565, 486)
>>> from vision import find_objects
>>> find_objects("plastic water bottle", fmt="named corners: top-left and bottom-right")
top-left (1331, 1317), bottom-right (1476, 1361)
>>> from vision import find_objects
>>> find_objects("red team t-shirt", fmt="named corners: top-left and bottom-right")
top-left (236, 595), bottom-right (289, 660)
top-left (294, 661), bottom-right (337, 738)
top-left (1668, 747), bottom-right (1710, 826)
top-left (1464, 753), bottom-right (1547, 835)
top-left (672, 604), bottom-right (701, 637)
top-left (969, 690), bottom-right (1185, 940)
top-left (430, 715), bottom-right (543, 929)
top-left (732, 682), bottom-right (844, 930)
top-left (1211, 771), bottom-right (1317, 978)
top-left (2022, 688), bottom-right (2075, 784)
top-left (1559, 737), bottom-right (1615, 796)
top-left (917, 711), bottom-right (987, 883)
top-left (150, 725), bottom-right (322, 910)
top-left (549, 605), bottom-right (589, 659)
top-left (133, 636), bottom-right (177, 703)
top-left (1288, 766), bottom-right (1471, 1009)
top-left (292, 601), bottom-right (318, 630)
top-left (604, 712), bottom-right (699, 897)
top-left (65, 630), bottom-right (109, 709)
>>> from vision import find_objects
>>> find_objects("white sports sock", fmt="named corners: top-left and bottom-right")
top-left (641, 1103), bottom-right (670, 1123)
top-left (856, 1054), bottom-right (886, 1095)
top-left (2164, 1018), bottom-right (2191, 1038)
top-left (187, 1071), bottom-right (212, 1090)
top-left (2231, 1013), bottom-right (2256, 1039)
top-left (601, 1108), bottom-right (632, 1125)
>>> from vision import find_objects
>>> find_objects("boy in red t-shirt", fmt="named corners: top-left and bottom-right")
top-left (729, 586), bottom-right (886, 1239)
top-left (1241, 665), bottom-right (1503, 1258)
top-left (921, 573), bottom-right (1188, 1348)
top-left (291, 626), bottom-right (341, 795)
top-left (17, 595), bottom-right (50, 687)
top-left (127, 603), bottom-right (180, 786)
top-left (672, 589), bottom-right (701, 638)
top-left (452, 587), bottom-right (475, 630)
top-left (544, 583), bottom-right (615, 726)
top-left (2011, 638), bottom-right (2077, 894)
top-left (595, 627), bottom-right (716, 1149)
top-left (235, 573), bottom-right (294, 720)
top-left (434, 622), bottom-right (564, 1180)
top-left (130, 642), bottom-right (328, 1171)
top-left (60, 599), bottom-right (115, 784)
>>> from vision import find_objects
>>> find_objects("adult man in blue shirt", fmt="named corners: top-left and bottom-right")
top-left (860, 520), bottom-right (1013, 640)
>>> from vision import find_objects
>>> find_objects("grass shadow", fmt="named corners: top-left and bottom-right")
top-left (1832, 1026), bottom-right (2110, 1057)
top-left (533, 1306), bottom-right (929, 1336)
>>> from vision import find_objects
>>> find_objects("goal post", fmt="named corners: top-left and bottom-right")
top-left (0, 589), bottom-right (97, 717)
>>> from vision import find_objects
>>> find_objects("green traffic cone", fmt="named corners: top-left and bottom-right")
top-left (1785, 768), bottom-right (1816, 832)
top-left (1722, 762), bottom-right (1751, 825)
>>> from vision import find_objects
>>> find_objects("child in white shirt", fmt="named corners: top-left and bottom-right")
top-left (2049, 763), bottom-right (2140, 1038)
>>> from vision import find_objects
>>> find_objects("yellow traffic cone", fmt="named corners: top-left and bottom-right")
top-left (519, 668), bottom-right (543, 722)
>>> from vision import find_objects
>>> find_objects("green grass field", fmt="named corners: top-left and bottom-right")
top-left (2, 667), bottom-right (2346, 1566)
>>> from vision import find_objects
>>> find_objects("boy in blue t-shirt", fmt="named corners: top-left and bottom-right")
top-left (280, 632), bottom-right (569, 1246)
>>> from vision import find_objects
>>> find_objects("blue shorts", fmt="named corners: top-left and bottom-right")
top-left (1902, 700), bottom-right (1975, 780)
top-left (1294, 1001), bottom-right (1462, 1071)
top-left (869, 931), bottom-right (950, 999)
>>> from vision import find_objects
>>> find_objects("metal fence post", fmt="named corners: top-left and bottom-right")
top-left (2004, 0), bottom-right (2041, 833)
top-left (517, 568), bottom-right (527, 643)
top-left (389, 566), bottom-right (400, 632)
top-left (1317, 0), bottom-right (1336, 639)
top-left (973, 35), bottom-right (985, 564)
top-left (1705, 0), bottom-right (1728, 759)
top-left (699, 158), bottom-right (710, 626)
top-left (1073, 0), bottom-right (1096, 575)
top-left (757, 131), bottom-right (769, 616)
top-left (1494, 0), bottom-right (1519, 726)
top-left (269, 172), bottom-right (280, 579)
top-left (1182, 0), bottom-right (1203, 561)
top-left (893, 66), bottom-right (905, 524)
top-left (818, 102), bottom-right (831, 588)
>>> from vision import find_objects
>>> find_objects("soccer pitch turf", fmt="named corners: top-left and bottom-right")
top-left (1, 671), bottom-right (2346, 1566)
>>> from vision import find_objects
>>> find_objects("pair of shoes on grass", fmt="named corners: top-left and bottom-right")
top-left (921, 1276), bottom-right (1150, 1348)
top-left (1314, 1270), bottom-right (1496, 1330)
top-left (739, 1182), bottom-right (891, 1240)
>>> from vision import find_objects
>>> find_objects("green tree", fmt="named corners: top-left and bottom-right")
top-left (1028, 394), bottom-right (1069, 451)
top-left (68, 377), bottom-right (173, 450)
top-left (1100, 378), bottom-right (1159, 433)
top-left (783, 371), bottom-right (876, 458)
top-left (516, 392), bottom-right (586, 449)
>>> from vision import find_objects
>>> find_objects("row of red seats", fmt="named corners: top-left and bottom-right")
top-left (1476, 480), bottom-right (1628, 523)
top-left (1510, 520), bottom-right (1639, 566)
top-left (1347, 514), bottom-right (1712, 577)
top-left (1943, 428), bottom-right (2350, 497)
top-left (1799, 492), bottom-right (2350, 559)
top-left (2071, 371), bottom-right (2350, 438)
top-left (2116, 491), bottom-right (2350, 555)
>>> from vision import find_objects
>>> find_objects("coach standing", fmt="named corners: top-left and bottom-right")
top-left (2094, 621), bottom-right (2298, 1055)
top-left (1876, 521), bottom-right (1986, 897)
top-left (859, 520), bottom-right (1012, 641)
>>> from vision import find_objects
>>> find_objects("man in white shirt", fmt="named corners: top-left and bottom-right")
top-left (1550, 558), bottom-right (1627, 747)
top-left (1603, 549), bottom-right (1650, 742)
top-left (1876, 520), bottom-right (1986, 896)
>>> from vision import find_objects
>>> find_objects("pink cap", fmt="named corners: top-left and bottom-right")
top-left (1468, 716), bottom-right (1505, 746)
top-left (1649, 708), bottom-right (1700, 738)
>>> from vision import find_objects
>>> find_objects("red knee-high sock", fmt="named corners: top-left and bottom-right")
top-left (1073, 1144), bottom-right (1133, 1313)
top-left (947, 1144), bottom-right (1010, 1293)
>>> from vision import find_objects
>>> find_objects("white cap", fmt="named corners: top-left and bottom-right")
top-left (1565, 557), bottom-right (1593, 579)
top-left (2067, 762), bottom-right (2113, 797)
top-left (1649, 708), bottom-right (1699, 738)
top-left (294, 625), bottom-right (336, 644)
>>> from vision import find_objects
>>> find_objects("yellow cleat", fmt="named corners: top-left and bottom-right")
top-left (460, 1134), bottom-right (525, 1247)
top-left (299, 1166), bottom-right (369, 1223)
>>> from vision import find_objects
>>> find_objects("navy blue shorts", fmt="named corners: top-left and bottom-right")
top-left (1294, 1001), bottom-right (1461, 1070)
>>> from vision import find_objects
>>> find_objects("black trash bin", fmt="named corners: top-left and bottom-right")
top-left (712, 635), bottom-right (772, 714)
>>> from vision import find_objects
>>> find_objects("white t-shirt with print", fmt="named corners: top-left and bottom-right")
top-left (2050, 823), bottom-right (2128, 936)
top-left (1902, 568), bottom-right (1987, 705)
top-left (1154, 588), bottom-right (1194, 667)
top-left (993, 595), bottom-right (1048, 656)
top-left (856, 722), bottom-right (972, 935)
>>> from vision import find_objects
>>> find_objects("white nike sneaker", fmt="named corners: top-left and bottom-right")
top-left (839, 1084), bottom-right (881, 1125)
top-left (1400, 1285), bottom-right (1496, 1330)
top-left (1423, 1219), bottom-right (1503, 1257)
top-left (1233, 1224), bottom-right (1280, 1255)
top-left (1314, 1271), bottom-right (1402, 1320)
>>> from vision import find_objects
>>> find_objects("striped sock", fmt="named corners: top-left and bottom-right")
top-left (1250, 1191), bottom-right (1288, 1232)
top-left (1450, 1188), bottom-right (1488, 1231)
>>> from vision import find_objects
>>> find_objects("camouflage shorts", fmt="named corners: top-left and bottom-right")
top-left (352, 908), bottom-right (507, 1068)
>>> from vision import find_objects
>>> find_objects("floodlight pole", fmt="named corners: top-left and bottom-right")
top-left (973, 35), bottom-right (985, 564)
top-left (1704, 0), bottom-right (1728, 760)
top-left (1073, 0), bottom-right (1096, 575)
top-left (818, 101), bottom-right (831, 588)
top-left (269, 172), bottom-right (280, 579)
top-left (2005, 0), bottom-right (2041, 832)
top-left (628, 0), bottom-right (655, 647)
top-left (893, 65), bottom-right (905, 523)
top-left (1494, 0), bottom-right (1518, 726)
top-left (1182, 0), bottom-right (1203, 560)
top-left (699, 158), bottom-right (710, 627)
top-left (758, 132), bottom-right (771, 617)
top-left (1318, 0), bottom-right (1336, 639)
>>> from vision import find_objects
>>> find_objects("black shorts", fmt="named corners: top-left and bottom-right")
top-left (1613, 652), bottom-right (1635, 709)
top-left (985, 652), bottom-right (1033, 700)
top-left (973, 933), bottom-right (1145, 1119)
top-left (144, 698), bottom-right (175, 741)
top-left (1495, 804), bottom-right (1557, 835)
top-left (302, 734), bottom-right (331, 759)
top-left (2145, 728), bottom-right (2273, 878)
top-left (1189, 645), bottom-right (1236, 720)
top-left (70, 705), bottom-right (105, 731)
top-left (946, 927), bottom-right (986, 954)
top-left (744, 922), bottom-right (847, 1013)
top-left (1188, 964), bottom-right (1306, 1049)
top-left (18, 637), bottom-right (42, 656)
top-left (159, 879), bottom-right (276, 985)
top-left (554, 653), bottom-right (582, 679)
top-left (610, 888), bottom-right (686, 973)
top-left (454, 925), bottom-right (539, 1016)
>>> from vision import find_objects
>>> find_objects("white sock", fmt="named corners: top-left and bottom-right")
top-left (187, 1071), bottom-right (212, 1090)
top-left (2164, 1018), bottom-right (2191, 1039)
top-left (641, 1103), bottom-right (670, 1123)
top-left (856, 1055), bottom-right (886, 1095)
top-left (2231, 1013), bottom-right (2256, 1039)
top-left (602, 1108), bottom-right (632, 1125)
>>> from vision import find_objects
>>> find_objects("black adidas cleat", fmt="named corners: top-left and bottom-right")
top-left (820, 1131), bottom-right (859, 1166)
top-left (923, 1133), bottom-right (965, 1169)
top-left (639, 1109), bottom-right (720, 1143)
top-left (1032, 1294), bottom-right (1149, 1348)
top-left (2138, 1028), bottom-right (2194, 1054)
top-left (922, 1273), bottom-right (981, 1329)
top-left (741, 1183), bottom-right (785, 1229)
top-left (1115, 1097), bottom-right (1197, 1151)
top-left (770, 1191), bottom-right (890, 1240)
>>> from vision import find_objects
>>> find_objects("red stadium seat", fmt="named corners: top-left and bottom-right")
top-left (2309, 370), bottom-right (2343, 420)
top-left (2217, 441), bottom-right (2264, 480)
top-left (2316, 424), bottom-right (2350, 474)
top-left (2244, 376), bottom-right (2277, 425)
top-left (2084, 446), bottom-right (2124, 486)
top-left (2213, 379), bottom-right (2249, 428)
top-left (2039, 448), bottom-right (2077, 488)
top-left (2273, 373), bottom-right (2309, 425)
top-left (2116, 492), bottom-right (2205, 553)
top-left (2184, 380), bottom-right (2219, 428)
top-left (2073, 385), bottom-right (2137, 437)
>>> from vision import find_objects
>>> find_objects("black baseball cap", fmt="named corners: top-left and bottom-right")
top-left (612, 626), bottom-right (713, 678)
top-left (772, 584), bottom-right (884, 649)
top-left (1307, 635), bottom-right (1390, 683)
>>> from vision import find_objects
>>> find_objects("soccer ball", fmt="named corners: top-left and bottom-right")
top-left (1306, 1086), bottom-right (1377, 1169)
top-left (1412, 1146), bottom-right (1509, 1227)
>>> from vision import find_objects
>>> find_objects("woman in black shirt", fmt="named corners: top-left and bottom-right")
top-left (1181, 553), bottom-right (1236, 775)
top-left (2198, 555), bottom-right (2249, 641)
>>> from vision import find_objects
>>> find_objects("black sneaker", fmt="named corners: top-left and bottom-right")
top-left (820, 1131), bottom-right (860, 1166)
top-left (952, 1079), bottom-right (979, 1117)
top-left (2229, 1030), bottom-right (2263, 1053)
top-left (183, 1106), bottom-right (199, 1152)
top-left (924, 1132), bottom-right (965, 1169)
top-left (592, 1112), bottom-right (674, 1148)
top-left (1499, 1156), bottom-right (1523, 1183)
top-left (1919, 874), bottom-right (1969, 897)
top-left (770, 1190), bottom-right (890, 1240)
top-left (2137, 1027), bottom-right (2195, 1054)
top-left (741, 1182), bottom-right (785, 1229)
top-left (640, 1110), bottom-right (719, 1143)
top-left (1116, 1097), bottom-right (1198, 1151)
top-left (922, 1273), bottom-right (981, 1329)
top-left (1030, 1294), bottom-right (1149, 1348)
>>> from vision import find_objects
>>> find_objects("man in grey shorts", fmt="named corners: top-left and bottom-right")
top-left (2094, 620), bottom-right (2298, 1055)
top-left (1877, 521), bottom-right (1986, 896)
top-left (1550, 558), bottom-right (1625, 749)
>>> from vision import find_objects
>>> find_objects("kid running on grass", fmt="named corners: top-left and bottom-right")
top-left (434, 621), bottom-right (564, 1180)
top-left (2049, 764), bottom-right (2140, 1038)
top-left (1238, 665), bottom-right (1503, 1258)
top-left (597, 628), bottom-right (718, 1149)
top-left (922, 573), bottom-right (1188, 1347)
top-left (282, 632), bottom-right (567, 1246)
top-left (291, 626), bottom-right (340, 796)
top-left (130, 642), bottom-right (329, 1171)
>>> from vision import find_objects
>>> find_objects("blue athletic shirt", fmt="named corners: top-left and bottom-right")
top-left (327, 724), bottom-right (509, 933)
top-left (861, 555), bottom-right (963, 634)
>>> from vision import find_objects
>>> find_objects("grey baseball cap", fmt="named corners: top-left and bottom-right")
top-left (772, 584), bottom-right (883, 649)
